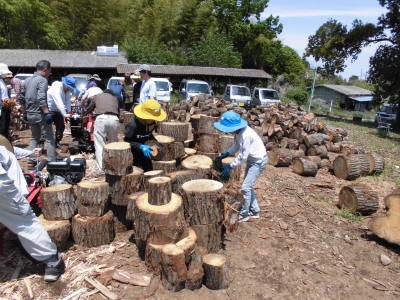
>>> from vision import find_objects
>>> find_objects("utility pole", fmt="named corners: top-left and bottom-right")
top-left (308, 68), bottom-right (317, 112)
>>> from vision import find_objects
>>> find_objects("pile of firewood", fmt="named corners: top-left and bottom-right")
top-left (11, 105), bottom-right (29, 132)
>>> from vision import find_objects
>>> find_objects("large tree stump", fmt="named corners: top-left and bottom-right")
top-left (71, 211), bottom-right (114, 247)
top-left (196, 133), bottom-right (220, 153)
top-left (268, 148), bottom-right (293, 167)
top-left (160, 122), bottom-right (189, 142)
top-left (167, 170), bottom-right (198, 195)
top-left (176, 227), bottom-right (197, 264)
top-left (185, 261), bottom-right (204, 290)
top-left (106, 166), bottom-right (143, 206)
top-left (126, 191), bottom-right (146, 222)
top-left (152, 160), bottom-right (177, 174)
top-left (41, 184), bottom-right (76, 221)
top-left (145, 243), bottom-right (163, 275)
top-left (148, 176), bottom-right (172, 205)
top-left (37, 215), bottom-right (71, 252)
top-left (203, 254), bottom-right (229, 290)
top-left (134, 193), bottom-right (188, 245)
top-left (153, 135), bottom-right (175, 161)
top-left (123, 112), bottom-right (135, 127)
top-left (198, 115), bottom-right (218, 134)
top-left (103, 142), bottom-right (133, 175)
top-left (191, 223), bottom-right (223, 252)
top-left (76, 181), bottom-right (109, 217)
top-left (181, 179), bottom-right (224, 225)
top-left (161, 244), bottom-right (187, 292)
top-left (293, 158), bottom-right (318, 177)
top-left (365, 152), bottom-right (385, 174)
top-left (333, 154), bottom-right (365, 180)
top-left (181, 155), bottom-right (213, 170)
top-left (219, 135), bottom-right (234, 154)
top-left (338, 185), bottom-right (379, 215)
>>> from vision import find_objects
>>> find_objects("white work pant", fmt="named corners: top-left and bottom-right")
top-left (94, 114), bottom-right (120, 169)
top-left (0, 173), bottom-right (57, 261)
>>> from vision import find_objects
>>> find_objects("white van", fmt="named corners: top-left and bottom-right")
top-left (223, 85), bottom-right (252, 109)
top-left (375, 103), bottom-right (398, 123)
top-left (178, 79), bottom-right (212, 101)
top-left (152, 78), bottom-right (172, 104)
top-left (107, 77), bottom-right (123, 89)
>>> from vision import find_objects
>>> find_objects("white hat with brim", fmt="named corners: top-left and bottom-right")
top-left (0, 64), bottom-right (12, 76)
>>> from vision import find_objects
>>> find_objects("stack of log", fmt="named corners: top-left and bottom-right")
top-left (10, 105), bottom-right (29, 132)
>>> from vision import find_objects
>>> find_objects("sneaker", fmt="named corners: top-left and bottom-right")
top-left (44, 258), bottom-right (65, 282)
top-left (238, 214), bottom-right (249, 223)
top-left (249, 211), bottom-right (260, 219)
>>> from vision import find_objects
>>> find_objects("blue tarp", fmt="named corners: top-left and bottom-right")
top-left (349, 96), bottom-right (373, 102)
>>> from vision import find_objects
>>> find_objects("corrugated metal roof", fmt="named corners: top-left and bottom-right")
top-left (316, 84), bottom-right (373, 96)
top-left (349, 96), bottom-right (373, 102)
top-left (0, 49), bottom-right (128, 68)
top-left (116, 64), bottom-right (272, 78)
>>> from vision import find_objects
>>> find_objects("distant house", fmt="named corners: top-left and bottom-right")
top-left (313, 84), bottom-right (373, 111)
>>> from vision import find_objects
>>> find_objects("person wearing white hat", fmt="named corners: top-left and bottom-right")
top-left (135, 64), bottom-right (157, 104)
top-left (0, 63), bottom-right (13, 140)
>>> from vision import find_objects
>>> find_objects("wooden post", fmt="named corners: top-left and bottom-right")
top-left (148, 177), bottom-right (172, 205)
top-left (103, 142), bottom-right (133, 176)
top-left (37, 215), bottom-right (71, 252)
top-left (203, 254), bottom-right (229, 290)
top-left (76, 181), bottom-right (109, 217)
top-left (161, 244), bottom-right (187, 292)
top-left (41, 184), bottom-right (76, 220)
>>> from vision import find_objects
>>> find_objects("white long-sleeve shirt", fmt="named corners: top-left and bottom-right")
top-left (47, 81), bottom-right (71, 117)
top-left (0, 146), bottom-right (29, 196)
top-left (227, 126), bottom-right (267, 168)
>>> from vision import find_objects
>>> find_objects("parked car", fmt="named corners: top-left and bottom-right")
top-left (375, 103), bottom-right (398, 123)
top-left (68, 73), bottom-right (90, 97)
top-left (223, 84), bottom-right (252, 109)
top-left (153, 78), bottom-right (172, 104)
top-left (14, 73), bottom-right (33, 83)
top-left (252, 88), bottom-right (280, 107)
top-left (107, 76), bottom-right (124, 89)
top-left (178, 79), bottom-right (212, 101)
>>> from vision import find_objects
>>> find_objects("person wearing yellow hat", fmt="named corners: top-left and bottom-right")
top-left (124, 99), bottom-right (166, 171)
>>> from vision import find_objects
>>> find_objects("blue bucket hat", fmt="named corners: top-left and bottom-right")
top-left (62, 76), bottom-right (77, 91)
top-left (214, 111), bottom-right (248, 133)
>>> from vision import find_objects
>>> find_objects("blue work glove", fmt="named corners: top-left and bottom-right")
top-left (45, 114), bottom-right (53, 124)
top-left (217, 152), bottom-right (229, 160)
top-left (221, 164), bottom-right (232, 176)
top-left (140, 144), bottom-right (152, 159)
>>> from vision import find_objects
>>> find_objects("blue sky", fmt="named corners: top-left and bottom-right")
top-left (262, 0), bottom-right (387, 80)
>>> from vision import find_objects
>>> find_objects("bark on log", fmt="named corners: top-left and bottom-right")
top-left (126, 191), bottom-right (146, 221)
top-left (199, 115), bottom-right (218, 134)
top-left (203, 254), bottom-right (229, 290)
top-left (167, 170), bottom-right (198, 194)
top-left (307, 145), bottom-right (328, 158)
top-left (265, 142), bottom-right (278, 151)
top-left (174, 142), bottom-right (185, 159)
top-left (268, 148), bottom-right (293, 167)
top-left (197, 151), bottom-right (220, 160)
top-left (106, 166), bottom-right (143, 206)
top-left (197, 165), bottom-right (212, 179)
top-left (196, 133), bottom-right (220, 153)
top-left (222, 186), bottom-right (244, 233)
top-left (292, 158), bottom-right (318, 177)
top-left (185, 261), bottom-right (204, 291)
top-left (142, 170), bottom-right (164, 190)
top-left (103, 142), bottom-right (133, 176)
top-left (325, 142), bottom-right (341, 153)
top-left (338, 185), bottom-right (379, 215)
top-left (304, 156), bottom-right (322, 168)
top-left (152, 135), bottom-right (175, 161)
top-left (161, 244), bottom-right (187, 292)
top-left (291, 149), bottom-right (305, 159)
top-left (191, 246), bottom-right (208, 264)
top-left (333, 154), bottom-right (365, 180)
top-left (71, 211), bottom-right (114, 247)
top-left (219, 135), bottom-right (234, 154)
top-left (145, 243), bottom-right (163, 275)
top-left (176, 227), bottom-right (197, 264)
top-left (181, 179), bottom-right (224, 225)
top-left (134, 193), bottom-right (188, 245)
top-left (123, 112), bottom-right (135, 128)
top-left (76, 181), bottom-right (109, 217)
top-left (148, 176), bottom-right (172, 206)
top-left (220, 157), bottom-right (241, 184)
top-left (41, 184), bottom-right (76, 221)
top-left (366, 152), bottom-right (385, 174)
top-left (181, 155), bottom-right (213, 170)
top-left (152, 160), bottom-right (177, 174)
top-left (160, 122), bottom-right (189, 142)
top-left (37, 215), bottom-right (71, 252)
top-left (190, 114), bottom-right (206, 136)
top-left (299, 143), bottom-right (307, 153)
top-left (191, 223), bottom-right (223, 253)
top-left (304, 133), bottom-right (329, 147)
top-left (110, 204), bottom-right (132, 232)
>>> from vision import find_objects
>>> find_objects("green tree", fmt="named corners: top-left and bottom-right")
top-left (349, 75), bottom-right (359, 81)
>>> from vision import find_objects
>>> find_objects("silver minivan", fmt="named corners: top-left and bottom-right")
top-left (178, 79), bottom-right (212, 101)
top-left (223, 84), bottom-right (252, 109)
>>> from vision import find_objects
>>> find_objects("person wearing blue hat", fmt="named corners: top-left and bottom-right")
top-left (214, 111), bottom-right (267, 223)
top-left (47, 76), bottom-right (77, 148)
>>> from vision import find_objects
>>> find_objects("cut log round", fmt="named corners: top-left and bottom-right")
top-left (37, 215), bottom-right (71, 252)
top-left (325, 142), bottom-right (341, 153)
top-left (134, 193), bottom-right (188, 245)
top-left (148, 176), bottom-right (172, 206)
top-left (103, 142), bottom-right (133, 176)
top-left (185, 148), bottom-right (197, 156)
top-left (141, 170), bottom-right (164, 191)
top-left (41, 184), bottom-right (76, 221)
top-left (338, 185), bottom-right (379, 215)
top-left (267, 148), bottom-right (293, 167)
top-left (160, 122), bottom-right (189, 142)
top-left (304, 156), bottom-right (322, 168)
top-left (185, 261), bottom-right (204, 291)
top-left (176, 227), bottom-right (197, 264)
top-left (292, 158), bottom-right (318, 177)
top-left (151, 160), bottom-right (177, 174)
top-left (203, 254), bottom-right (229, 290)
top-left (123, 112), bottom-right (135, 127)
top-left (291, 149), bottom-right (305, 159)
top-left (161, 244), bottom-right (187, 292)
top-left (145, 243), bottom-right (163, 275)
top-left (167, 170), bottom-right (198, 194)
top-left (126, 191), bottom-right (146, 222)
top-left (304, 133), bottom-right (329, 147)
top-left (219, 135), bottom-right (234, 154)
top-left (150, 135), bottom-right (175, 161)
top-left (190, 114), bottom-right (206, 136)
top-left (198, 115), bottom-right (218, 134)
top-left (197, 165), bottom-right (212, 179)
top-left (307, 145), bottom-right (328, 158)
top-left (191, 222), bottom-right (223, 253)
top-left (106, 166), bottom-right (143, 206)
top-left (144, 140), bottom-right (167, 161)
top-left (197, 151), bottom-right (220, 160)
top-left (196, 133), bottom-right (220, 153)
top-left (366, 152), bottom-right (385, 174)
top-left (181, 155), bottom-right (213, 170)
top-left (333, 155), bottom-right (362, 180)
top-left (182, 179), bottom-right (224, 225)
top-left (191, 246), bottom-right (208, 264)
top-left (76, 181), bottom-right (109, 217)
top-left (71, 211), bottom-right (115, 247)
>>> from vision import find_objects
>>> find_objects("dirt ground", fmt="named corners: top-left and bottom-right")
top-left (1, 125), bottom-right (400, 300)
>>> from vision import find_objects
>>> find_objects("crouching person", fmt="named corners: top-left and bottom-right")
top-left (0, 146), bottom-right (64, 282)
top-left (214, 111), bottom-right (267, 222)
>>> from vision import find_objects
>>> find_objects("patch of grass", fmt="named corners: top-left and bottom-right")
top-left (170, 93), bottom-right (179, 105)
top-left (334, 208), bottom-right (364, 222)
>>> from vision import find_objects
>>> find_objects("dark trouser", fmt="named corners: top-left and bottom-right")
top-left (133, 157), bottom-right (153, 172)
top-left (125, 102), bottom-right (133, 112)
top-left (0, 109), bottom-right (11, 140)
top-left (51, 112), bottom-right (65, 145)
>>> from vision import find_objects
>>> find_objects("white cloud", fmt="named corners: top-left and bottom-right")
top-left (262, 8), bottom-right (386, 19)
